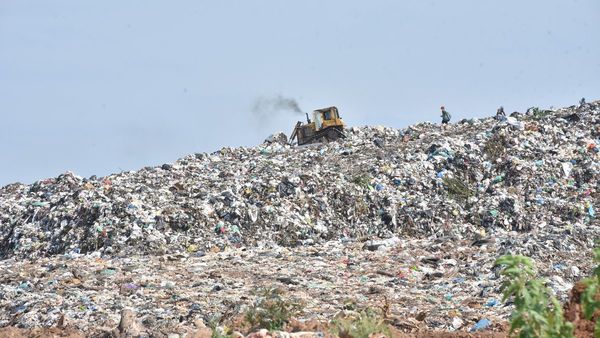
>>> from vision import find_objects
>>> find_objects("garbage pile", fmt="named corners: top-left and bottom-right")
top-left (1, 101), bottom-right (600, 336)
top-left (1, 102), bottom-right (599, 260)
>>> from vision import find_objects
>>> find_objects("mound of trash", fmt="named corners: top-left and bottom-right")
top-left (1, 102), bottom-right (599, 259)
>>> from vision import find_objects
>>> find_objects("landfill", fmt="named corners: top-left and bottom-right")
top-left (0, 101), bottom-right (599, 336)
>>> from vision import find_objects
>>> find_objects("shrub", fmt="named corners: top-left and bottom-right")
top-left (495, 255), bottom-right (574, 337)
top-left (330, 308), bottom-right (391, 338)
top-left (244, 287), bottom-right (303, 331)
top-left (443, 176), bottom-right (473, 201)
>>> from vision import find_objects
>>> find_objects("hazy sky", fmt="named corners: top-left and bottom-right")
top-left (1, 1), bottom-right (599, 185)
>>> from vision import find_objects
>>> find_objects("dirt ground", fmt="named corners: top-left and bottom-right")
top-left (563, 281), bottom-right (598, 338)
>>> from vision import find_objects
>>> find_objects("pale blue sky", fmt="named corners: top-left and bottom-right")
top-left (1, 1), bottom-right (598, 185)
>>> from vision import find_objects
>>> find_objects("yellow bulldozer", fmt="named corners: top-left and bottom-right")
top-left (289, 106), bottom-right (346, 146)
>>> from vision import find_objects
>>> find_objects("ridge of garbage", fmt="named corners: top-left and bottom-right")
top-left (1, 101), bottom-right (599, 260)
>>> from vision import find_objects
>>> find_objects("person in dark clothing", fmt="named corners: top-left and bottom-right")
top-left (496, 106), bottom-right (506, 120)
top-left (440, 106), bottom-right (451, 125)
top-left (579, 97), bottom-right (586, 108)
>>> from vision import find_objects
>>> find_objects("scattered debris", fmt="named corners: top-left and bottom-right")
top-left (0, 101), bottom-right (599, 336)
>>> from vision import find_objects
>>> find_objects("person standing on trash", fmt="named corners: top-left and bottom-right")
top-left (496, 106), bottom-right (506, 120)
top-left (440, 106), bottom-right (451, 126)
top-left (579, 97), bottom-right (586, 108)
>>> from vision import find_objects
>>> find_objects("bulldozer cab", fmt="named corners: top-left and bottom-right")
top-left (313, 107), bottom-right (341, 131)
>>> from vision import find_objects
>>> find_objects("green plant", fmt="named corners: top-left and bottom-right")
top-left (495, 255), bottom-right (574, 337)
top-left (244, 287), bottom-right (303, 331)
top-left (443, 177), bottom-right (474, 201)
top-left (211, 329), bottom-right (234, 338)
top-left (330, 308), bottom-right (391, 338)
top-left (352, 174), bottom-right (372, 189)
top-left (483, 134), bottom-right (507, 162)
top-left (206, 314), bottom-right (235, 338)
top-left (581, 247), bottom-right (600, 336)
top-left (528, 107), bottom-right (552, 120)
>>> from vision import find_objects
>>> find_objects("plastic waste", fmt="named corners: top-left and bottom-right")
top-left (470, 318), bottom-right (491, 332)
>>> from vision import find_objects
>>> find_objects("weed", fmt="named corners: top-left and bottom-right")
top-left (211, 329), bottom-right (234, 338)
top-left (206, 314), bottom-right (235, 338)
top-left (495, 255), bottom-right (574, 337)
top-left (244, 287), bottom-right (303, 331)
top-left (443, 177), bottom-right (474, 201)
top-left (483, 134), bottom-right (507, 162)
top-left (352, 174), bottom-right (372, 189)
top-left (330, 308), bottom-right (391, 338)
top-left (526, 107), bottom-right (552, 120)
